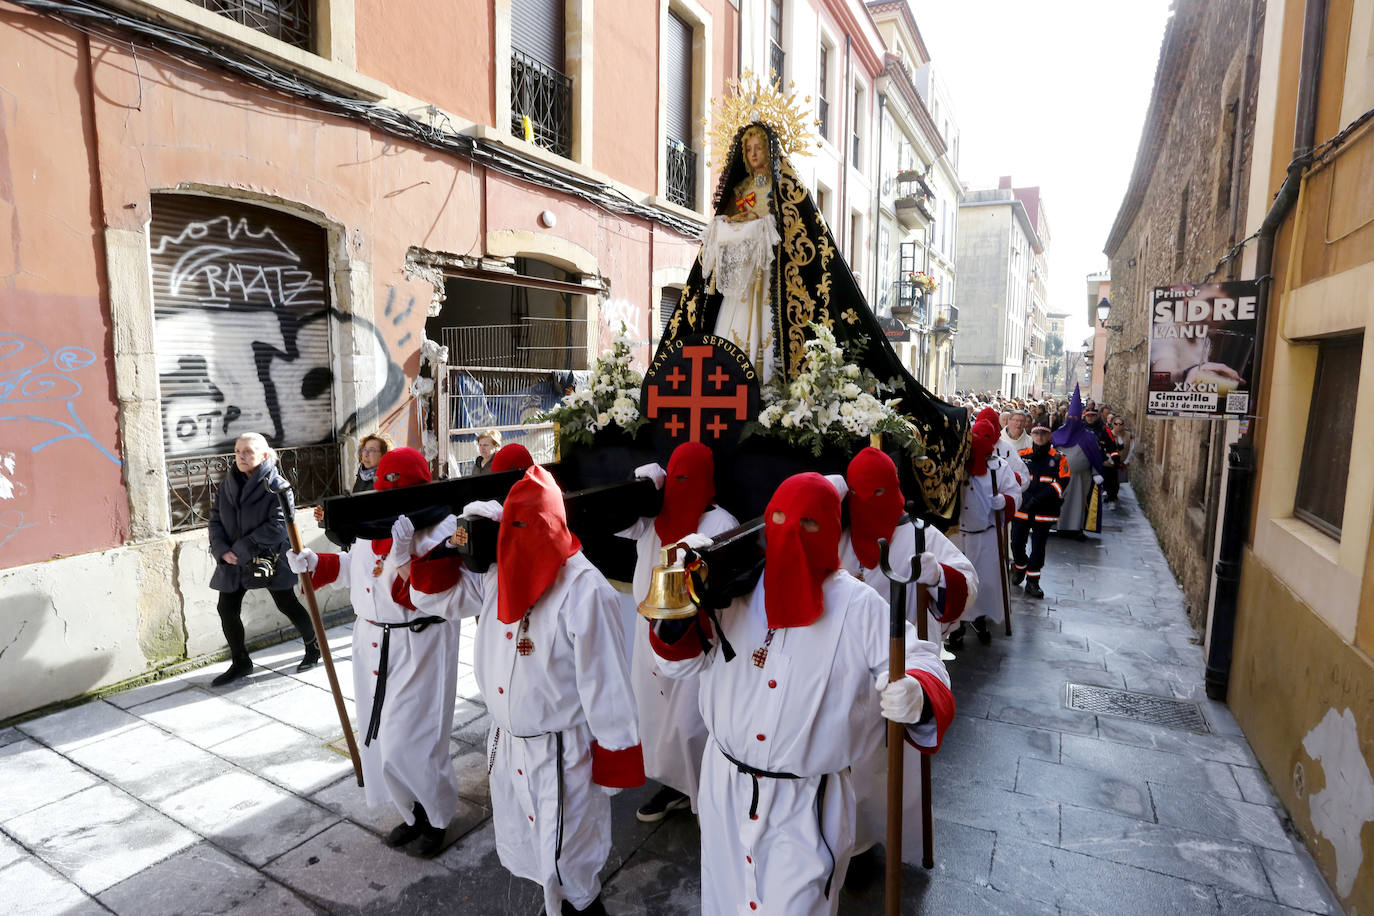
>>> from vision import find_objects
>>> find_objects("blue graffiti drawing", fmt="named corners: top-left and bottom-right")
top-left (0, 334), bottom-right (121, 465)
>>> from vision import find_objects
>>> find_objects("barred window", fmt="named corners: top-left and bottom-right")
top-left (187, 0), bottom-right (312, 51)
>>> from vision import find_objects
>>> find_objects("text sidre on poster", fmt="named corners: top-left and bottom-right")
top-left (1146, 282), bottom-right (1260, 419)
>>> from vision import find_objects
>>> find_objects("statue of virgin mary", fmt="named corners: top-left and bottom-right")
top-left (654, 110), bottom-right (971, 522)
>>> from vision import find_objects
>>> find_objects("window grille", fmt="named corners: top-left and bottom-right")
top-left (665, 141), bottom-right (698, 210)
top-left (187, 0), bottom-right (312, 50)
top-left (511, 49), bottom-right (573, 158)
top-left (167, 443), bottom-right (342, 533)
top-left (769, 42), bottom-right (785, 87)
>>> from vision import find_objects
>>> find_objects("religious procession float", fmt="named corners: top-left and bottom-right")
top-left (324, 72), bottom-right (970, 596)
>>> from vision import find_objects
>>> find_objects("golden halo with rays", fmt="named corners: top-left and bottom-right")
top-left (704, 69), bottom-right (821, 167)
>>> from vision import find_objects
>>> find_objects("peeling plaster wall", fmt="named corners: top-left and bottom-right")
top-left (1231, 550), bottom-right (1374, 912)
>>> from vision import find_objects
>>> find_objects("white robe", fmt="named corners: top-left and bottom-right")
top-left (617, 505), bottom-right (739, 805)
top-left (428, 551), bottom-right (639, 915)
top-left (656, 572), bottom-right (951, 916)
top-left (953, 457), bottom-right (1022, 625)
top-left (314, 541), bottom-right (463, 829)
top-left (838, 521), bottom-right (976, 864)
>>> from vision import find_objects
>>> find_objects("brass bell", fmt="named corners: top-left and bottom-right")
top-left (638, 546), bottom-right (701, 620)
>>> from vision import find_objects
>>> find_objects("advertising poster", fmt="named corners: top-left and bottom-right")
top-left (1146, 281), bottom-right (1260, 419)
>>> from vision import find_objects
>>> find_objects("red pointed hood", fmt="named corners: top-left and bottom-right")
top-left (846, 447), bottom-right (904, 570)
top-left (655, 442), bottom-right (716, 547)
top-left (496, 466), bottom-right (580, 624)
top-left (764, 473), bottom-right (841, 629)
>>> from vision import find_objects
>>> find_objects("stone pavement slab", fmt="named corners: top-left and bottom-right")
top-left (0, 738), bottom-right (101, 822)
top-left (4, 783), bottom-right (197, 894)
top-left (2, 857), bottom-right (107, 916)
top-left (98, 841), bottom-right (314, 915)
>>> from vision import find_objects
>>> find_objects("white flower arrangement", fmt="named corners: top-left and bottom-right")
top-left (532, 324), bottom-right (648, 447)
top-left (749, 323), bottom-right (922, 457)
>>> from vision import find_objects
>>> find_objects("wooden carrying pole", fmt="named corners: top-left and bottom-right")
top-left (911, 525), bottom-right (935, 870)
top-left (271, 481), bottom-right (364, 786)
top-left (878, 533), bottom-right (928, 916)
top-left (991, 472), bottom-right (1014, 637)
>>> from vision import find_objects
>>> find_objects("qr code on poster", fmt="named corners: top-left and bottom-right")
top-left (1226, 392), bottom-right (1249, 414)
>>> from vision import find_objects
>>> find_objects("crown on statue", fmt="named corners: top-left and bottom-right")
top-left (705, 69), bottom-right (821, 166)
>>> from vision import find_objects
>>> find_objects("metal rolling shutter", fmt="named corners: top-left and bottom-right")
top-left (660, 287), bottom-right (681, 332)
top-left (665, 12), bottom-right (693, 144)
top-left (149, 194), bottom-right (334, 458)
top-left (512, 0), bottom-right (565, 70)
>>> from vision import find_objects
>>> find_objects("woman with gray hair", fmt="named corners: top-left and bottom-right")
top-left (207, 432), bottom-right (319, 686)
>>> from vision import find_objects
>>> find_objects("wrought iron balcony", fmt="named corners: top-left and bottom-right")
top-left (511, 49), bottom-right (573, 158)
top-left (167, 443), bottom-right (343, 532)
top-left (934, 304), bottom-right (959, 333)
top-left (188, 0), bottom-right (312, 50)
top-left (769, 42), bottom-right (785, 87)
top-left (665, 140), bottom-right (698, 210)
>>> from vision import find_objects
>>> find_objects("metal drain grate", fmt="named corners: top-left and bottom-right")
top-left (1065, 684), bottom-right (1211, 733)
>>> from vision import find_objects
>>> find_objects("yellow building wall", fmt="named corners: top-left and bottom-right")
top-left (1231, 551), bottom-right (1374, 911)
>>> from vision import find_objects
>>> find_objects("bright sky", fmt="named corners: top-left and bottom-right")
top-left (909, 0), bottom-right (1175, 348)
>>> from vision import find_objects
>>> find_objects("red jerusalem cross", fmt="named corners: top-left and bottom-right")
top-left (647, 346), bottom-right (750, 442)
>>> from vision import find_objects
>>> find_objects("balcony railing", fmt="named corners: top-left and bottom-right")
top-left (188, 0), bottom-right (312, 50)
top-left (665, 140), bottom-right (698, 210)
top-left (934, 304), bottom-right (959, 332)
top-left (511, 49), bottom-right (573, 158)
top-left (895, 280), bottom-right (928, 320)
top-left (167, 443), bottom-right (344, 532)
top-left (769, 42), bottom-right (785, 86)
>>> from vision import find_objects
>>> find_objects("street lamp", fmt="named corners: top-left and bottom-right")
top-left (1096, 297), bottom-right (1122, 331)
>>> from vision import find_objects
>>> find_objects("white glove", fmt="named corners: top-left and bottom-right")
top-left (634, 463), bottom-right (667, 490)
top-left (876, 672), bottom-right (925, 724)
top-left (824, 474), bottom-right (849, 500)
top-left (676, 532), bottom-right (714, 552)
top-left (389, 515), bottom-right (414, 560)
top-left (412, 514), bottom-right (459, 557)
top-left (1092, 474), bottom-right (1104, 486)
top-left (286, 548), bottom-right (318, 574)
top-left (462, 500), bottom-right (504, 522)
top-left (916, 552), bottom-right (942, 587)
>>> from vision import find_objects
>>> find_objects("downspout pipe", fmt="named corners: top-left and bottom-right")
top-left (1205, 0), bottom-right (1325, 701)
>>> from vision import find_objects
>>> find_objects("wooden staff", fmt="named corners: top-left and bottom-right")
top-left (878, 532), bottom-right (927, 916)
top-left (910, 524), bottom-right (935, 869)
top-left (990, 467), bottom-right (1013, 637)
top-left (270, 480), bottom-right (364, 786)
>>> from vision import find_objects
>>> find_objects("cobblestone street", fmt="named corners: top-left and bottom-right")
top-left (1, 485), bottom-right (1343, 915)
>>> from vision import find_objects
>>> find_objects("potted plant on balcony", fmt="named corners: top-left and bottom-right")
top-left (908, 271), bottom-right (938, 295)
top-left (895, 168), bottom-right (921, 183)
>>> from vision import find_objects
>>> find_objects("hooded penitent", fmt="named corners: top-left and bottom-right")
top-left (372, 447), bottom-right (462, 599)
top-left (491, 443), bottom-right (534, 473)
top-left (763, 472), bottom-right (842, 629)
top-left (655, 442), bottom-right (716, 547)
top-left (967, 419), bottom-right (1000, 477)
top-left (376, 446), bottom-right (431, 491)
top-left (846, 447), bottom-right (905, 570)
top-left (1051, 385), bottom-right (1106, 472)
top-left (496, 465), bottom-right (581, 624)
top-left (652, 119), bottom-right (969, 524)
top-left (976, 406), bottom-right (1001, 430)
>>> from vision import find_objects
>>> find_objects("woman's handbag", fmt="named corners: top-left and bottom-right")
top-left (245, 552), bottom-right (280, 586)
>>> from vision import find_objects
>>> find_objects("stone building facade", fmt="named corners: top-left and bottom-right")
top-left (1102, 0), bottom-right (1262, 629)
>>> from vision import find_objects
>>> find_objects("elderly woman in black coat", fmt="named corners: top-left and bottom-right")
top-left (208, 432), bottom-right (319, 687)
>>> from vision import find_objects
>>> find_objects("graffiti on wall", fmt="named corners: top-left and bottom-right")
top-left (150, 207), bottom-right (405, 455)
top-left (0, 451), bottom-right (34, 551)
top-left (0, 334), bottom-right (121, 465)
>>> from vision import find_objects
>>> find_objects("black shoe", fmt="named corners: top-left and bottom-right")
top-left (1024, 580), bottom-right (1044, 599)
top-left (843, 846), bottom-right (882, 890)
top-left (972, 617), bottom-right (992, 645)
top-left (297, 640), bottom-right (320, 673)
top-left (944, 623), bottom-right (965, 651)
top-left (384, 803), bottom-right (429, 848)
top-left (211, 658), bottom-right (252, 687)
top-left (1010, 566), bottom-right (1026, 586)
top-left (636, 785), bottom-right (690, 823)
top-left (412, 823), bottom-right (448, 858)
top-left (562, 896), bottom-right (607, 916)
